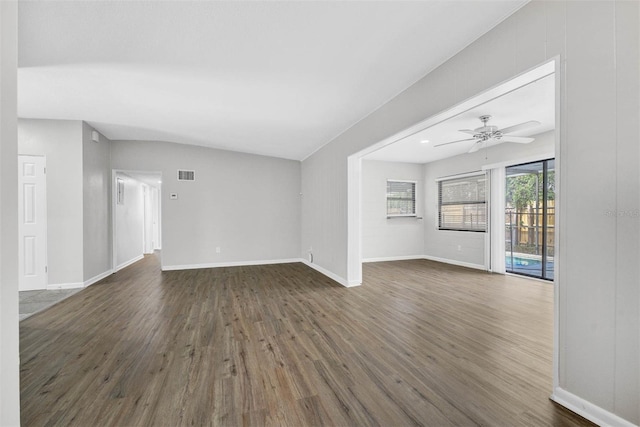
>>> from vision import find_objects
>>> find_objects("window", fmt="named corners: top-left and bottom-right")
top-left (438, 173), bottom-right (487, 231)
top-left (387, 180), bottom-right (416, 217)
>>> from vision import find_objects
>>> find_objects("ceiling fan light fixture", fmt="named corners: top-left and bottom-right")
top-left (436, 115), bottom-right (540, 152)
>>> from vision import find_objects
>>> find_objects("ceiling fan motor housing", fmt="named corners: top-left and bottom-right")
top-left (473, 115), bottom-right (501, 140)
top-left (433, 114), bottom-right (538, 150)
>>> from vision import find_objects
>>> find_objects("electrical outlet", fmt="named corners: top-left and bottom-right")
top-left (457, 245), bottom-right (462, 251)
top-left (216, 247), bottom-right (221, 253)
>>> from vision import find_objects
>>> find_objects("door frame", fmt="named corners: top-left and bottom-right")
top-left (112, 169), bottom-right (163, 271)
top-left (501, 157), bottom-right (556, 280)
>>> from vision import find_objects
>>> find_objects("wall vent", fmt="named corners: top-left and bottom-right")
top-left (177, 170), bottom-right (195, 181)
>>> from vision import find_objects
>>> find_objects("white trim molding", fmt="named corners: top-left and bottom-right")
top-left (301, 260), bottom-right (360, 288)
top-left (47, 282), bottom-right (84, 290)
top-left (551, 387), bottom-right (637, 427)
top-left (363, 255), bottom-right (425, 263)
top-left (422, 255), bottom-right (486, 271)
top-left (84, 269), bottom-right (113, 288)
top-left (161, 257), bottom-right (361, 288)
top-left (115, 254), bottom-right (144, 272)
top-left (162, 258), bottom-right (301, 272)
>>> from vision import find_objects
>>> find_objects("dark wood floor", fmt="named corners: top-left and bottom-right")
top-left (20, 254), bottom-right (593, 426)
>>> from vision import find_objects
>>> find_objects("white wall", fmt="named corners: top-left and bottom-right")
top-left (423, 131), bottom-right (554, 267)
top-left (82, 122), bottom-right (112, 282)
top-left (114, 173), bottom-right (144, 269)
top-left (18, 119), bottom-right (84, 287)
top-left (110, 140), bottom-right (301, 269)
top-left (302, 2), bottom-right (639, 424)
top-left (0, 2), bottom-right (20, 424)
top-left (361, 160), bottom-right (424, 261)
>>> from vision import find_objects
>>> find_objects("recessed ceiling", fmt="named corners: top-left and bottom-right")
top-left (18, 1), bottom-right (528, 160)
top-left (365, 73), bottom-right (555, 163)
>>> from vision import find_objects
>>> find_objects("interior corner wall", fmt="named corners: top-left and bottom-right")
top-left (301, 1), bottom-right (639, 424)
top-left (423, 131), bottom-right (555, 267)
top-left (18, 119), bottom-right (84, 287)
top-left (110, 140), bottom-right (301, 269)
top-left (361, 160), bottom-right (424, 261)
top-left (0, 1), bottom-right (20, 424)
top-left (82, 122), bottom-right (112, 282)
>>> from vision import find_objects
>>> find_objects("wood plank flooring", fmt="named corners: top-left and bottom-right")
top-left (20, 254), bottom-right (593, 426)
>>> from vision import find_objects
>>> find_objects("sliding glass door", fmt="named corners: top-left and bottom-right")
top-left (505, 159), bottom-right (555, 280)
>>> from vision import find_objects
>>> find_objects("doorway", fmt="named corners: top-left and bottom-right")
top-left (112, 170), bottom-right (162, 272)
top-left (505, 159), bottom-right (555, 280)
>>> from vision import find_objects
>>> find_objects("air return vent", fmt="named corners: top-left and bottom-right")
top-left (177, 170), bottom-right (195, 181)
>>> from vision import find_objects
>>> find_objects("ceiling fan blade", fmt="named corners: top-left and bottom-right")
top-left (458, 129), bottom-right (476, 135)
top-left (467, 141), bottom-right (483, 153)
top-left (433, 138), bottom-right (476, 148)
top-left (499, 120), bottom-right (541, 134)
top-left (501, 136), bottom-right (535, 144)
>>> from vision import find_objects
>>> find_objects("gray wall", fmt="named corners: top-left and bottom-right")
top-left (82, 123), bottom-right (112, 281)
top-left (114, 173), bottom-right (144, 269)
top-left (423, 131), bottom-right (555, 267)
top-left (110, 140), bottom-right (301, 268)
top-left (301, 2), bottom-right (638, 424)
top-left (18, 119), bottom-right (84, 286)
top-left (361, 160), bottom-right (424, 260)
top-left (0, 2), bottom-right (20, 424)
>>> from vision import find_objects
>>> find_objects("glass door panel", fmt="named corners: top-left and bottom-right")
top-left (505, 159), bottom-right (555, 280)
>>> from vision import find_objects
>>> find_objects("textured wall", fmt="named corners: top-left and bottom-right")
top-left (301, 2), bottom-right (638, 423)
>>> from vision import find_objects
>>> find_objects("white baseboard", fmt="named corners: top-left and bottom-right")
top-left (83, 269), bottom-right (113, 288)
top-left (161, 258), bottom-right (301, 271)
top-left (551, 387), bottom-right (637, 427)
top-left (115, 254), bottom-right (144, 272)
top-left (422, 255), bottom-right (486, 271)
top-left (362, 255), bottom-right (424, 263)
top-left (47, 282), bottom-right (83, 290)
top-left (162, 257), bottom-right (360, 289)
top-left (300, 260), bottom-right (359, 288)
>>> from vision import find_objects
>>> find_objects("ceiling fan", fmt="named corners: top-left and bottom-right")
top-left (434, 115), bottom-right (541, 153)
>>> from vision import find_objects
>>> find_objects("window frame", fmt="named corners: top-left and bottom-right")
top-left (437, 172), bottom-right (488, 232)
top-left (386, 179), bottom-right (417, 218)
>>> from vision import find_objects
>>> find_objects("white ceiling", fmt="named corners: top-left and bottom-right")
top-left (365, 73), bottom-right (555, 163)
top-left (18, 1), bottom-right (528, 161)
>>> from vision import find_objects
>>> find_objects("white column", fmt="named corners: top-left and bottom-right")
top-left (0, 1), bottom-right (21, 425)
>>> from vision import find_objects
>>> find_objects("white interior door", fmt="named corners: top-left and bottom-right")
top-left (18, 155), bottom-right (48, 291)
